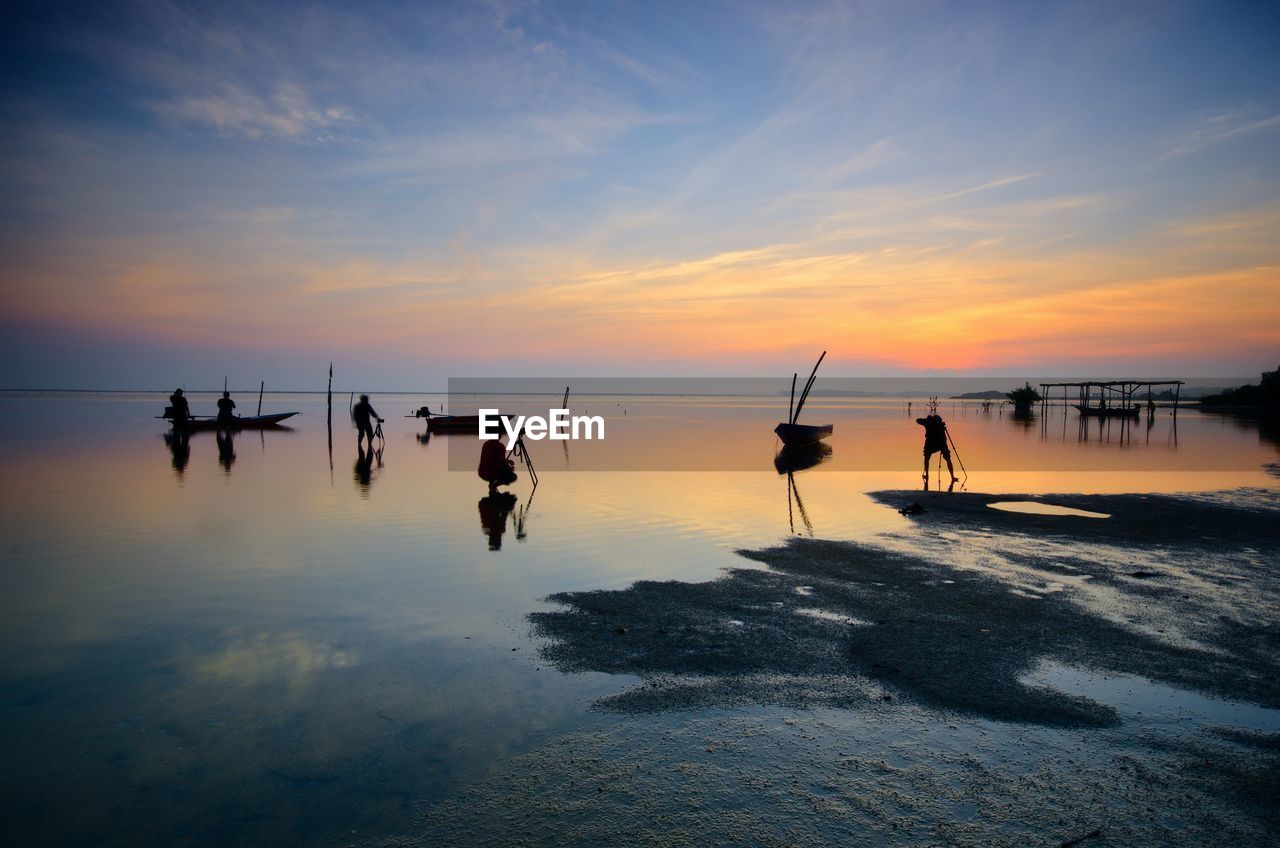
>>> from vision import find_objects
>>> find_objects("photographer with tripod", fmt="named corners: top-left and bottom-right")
top-left (916, 405), bottom-right (960, 490)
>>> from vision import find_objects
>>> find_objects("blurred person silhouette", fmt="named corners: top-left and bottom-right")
top-left (352, 394), bottom-right (384, 449)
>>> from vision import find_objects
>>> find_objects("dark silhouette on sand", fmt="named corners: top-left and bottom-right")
top-left (478, 492), bottom-right (518, 550)
top-left (352, 394), bottom-right (384, 449)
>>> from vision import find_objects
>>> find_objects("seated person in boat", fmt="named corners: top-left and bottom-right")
top-left (915, 413), bottom-right (957, 487)
top-left (352, 395), bottom-right (384, 448)
top-left (168, 388), bottom-right (191, 423)
top-left (216, 391), bottom-right (236, 424)
top-left (414, 406), bottom-right (434, 419)
top-left (478, 434), bottom-right (518, 494)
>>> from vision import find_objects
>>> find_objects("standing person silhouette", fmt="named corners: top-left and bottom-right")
top-left (916, 412), bottom-right (958, 490)
top-left (352, 394), bottom-right (383, 449)
top-left (216, 391), bottom-right (236, 425)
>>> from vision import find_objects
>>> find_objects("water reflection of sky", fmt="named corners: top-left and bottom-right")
top-left (0, 393), bottom-right (1275, 846)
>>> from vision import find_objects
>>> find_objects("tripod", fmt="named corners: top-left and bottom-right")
top-left (509, 435), bottom-right (539, 488)
top-left (945, 426), bottom-right (968, 485)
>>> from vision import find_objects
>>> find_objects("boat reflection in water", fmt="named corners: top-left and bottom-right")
top-left (774, 442), bottom-right (833, 475)
top-left (774, 442), bottom-right (833, 536)
top-left (162, 421), bottom-right (295, 477)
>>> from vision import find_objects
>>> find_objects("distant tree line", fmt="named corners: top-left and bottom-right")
top-left (1200, 366), bottom-right (1279, 413)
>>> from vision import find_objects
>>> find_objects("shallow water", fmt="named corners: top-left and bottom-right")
top-left (0, 392), bottom-right (1276, 847)
top-left (987, 500), bottom-right (1111, 517)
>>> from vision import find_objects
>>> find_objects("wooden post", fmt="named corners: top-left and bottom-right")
top-left (326, 363), bottom-right (333, 472)
top-left (1173, 383), bottom-right (1180, 417)
top-left (787, 373), bottom-right (797, 425)
top-left (257, 380), bottom-right (264, 416)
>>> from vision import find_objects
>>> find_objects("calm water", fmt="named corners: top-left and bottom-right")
top-left (0, 392), bottom-right (1275, 847)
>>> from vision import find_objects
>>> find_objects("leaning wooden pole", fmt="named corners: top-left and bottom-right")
top-left (257, 380), bottom-right (264, 416)
top-left (792, 350), bottom-right (827, 425)
top-left (787, 373), bottom-right (797, 425)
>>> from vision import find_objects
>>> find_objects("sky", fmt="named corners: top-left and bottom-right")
top-left (1, 0), bottom-right (1278, 390)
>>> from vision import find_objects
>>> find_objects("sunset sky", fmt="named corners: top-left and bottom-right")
top-left (1, 0), bottom-right (1277, 389)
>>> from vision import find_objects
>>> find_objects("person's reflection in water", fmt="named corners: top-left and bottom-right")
top-left (478, 492), bottom-right (518, 550)
top-left (215, 429), bottom-right (236, 472)
top-left (164, 430), bottom-right (190, 477)
top-left (354, 443), bottom-right (382, 494)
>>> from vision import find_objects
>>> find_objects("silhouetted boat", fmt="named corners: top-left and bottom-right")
top-left (168, 412), bottom-right (298, 431)
top-left (773, 422), bottom-right (834, 447)
top-left (1073, 404), bottom-right (1141, 419)
top-left (776, 351), bottom-right (833, 447)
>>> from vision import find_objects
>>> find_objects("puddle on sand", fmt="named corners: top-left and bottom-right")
top-left (1022, 660), bottom-right (1280, 733)
top-left (987, 501), bottom-right (1110, 519)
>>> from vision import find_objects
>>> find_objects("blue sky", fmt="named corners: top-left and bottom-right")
top-left (1, 0), bottom-right (1277, 389)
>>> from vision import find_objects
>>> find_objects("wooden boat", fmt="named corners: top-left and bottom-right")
top-left (1073, 404), bottom-right (1140, 419)
top-left (413, 407), bottom-right (508, 433)
top-left (168, 412), bottom-right (298, 431)
top-left (775, 351), bottom-right (833, 447)
top-left (774, 422), bottom-right (833, 448)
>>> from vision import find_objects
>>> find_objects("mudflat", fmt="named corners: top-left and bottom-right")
top-left (403, 488), bottom-right (1280, 847)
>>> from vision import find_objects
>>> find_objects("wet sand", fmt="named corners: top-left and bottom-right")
top-left (388, 488), bottom-right (1280, 846)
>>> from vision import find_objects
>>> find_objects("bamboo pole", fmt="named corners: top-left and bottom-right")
top-left (257, 380), bottom-right (264, 416)
top-left (792, 351), bottom-right (827, 425)
top-left (787, 373), bottom-right (797, 425)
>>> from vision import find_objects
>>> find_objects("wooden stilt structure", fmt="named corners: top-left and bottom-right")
top-left (1037, 380), bottom-right (1184, 418)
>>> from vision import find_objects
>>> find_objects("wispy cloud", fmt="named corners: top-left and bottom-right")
top-left (153, 81), bottom-right (355, 141)
top-left (1155, 106), bottom-right (1280, 162)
